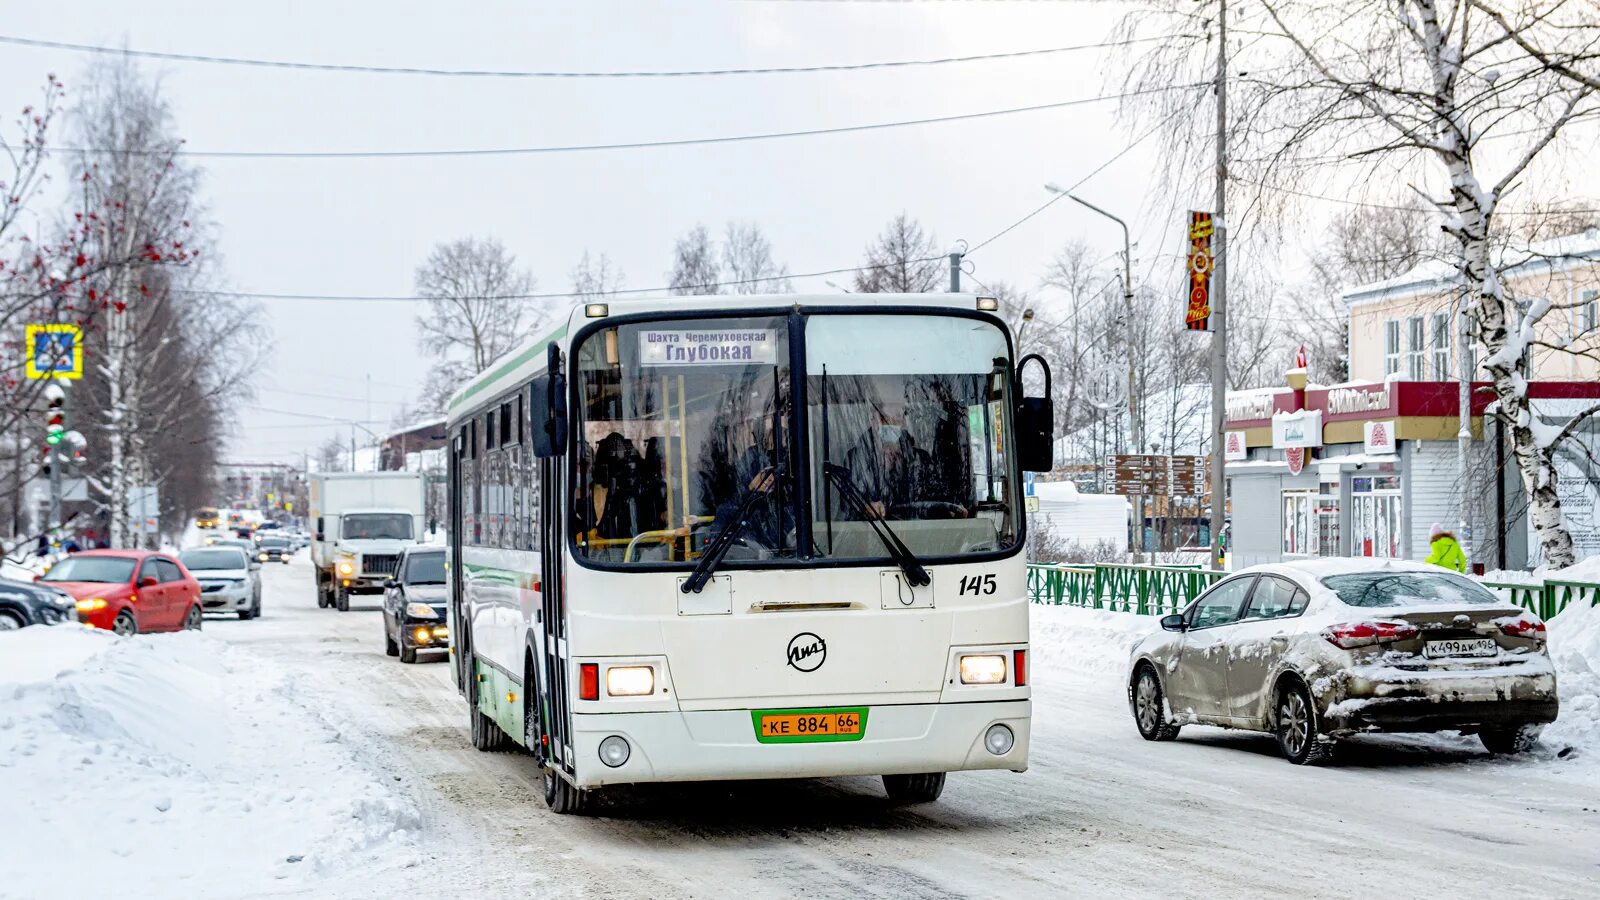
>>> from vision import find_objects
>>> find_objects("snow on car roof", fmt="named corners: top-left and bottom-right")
top-left (1242, 558), bottom-right (1442, 580)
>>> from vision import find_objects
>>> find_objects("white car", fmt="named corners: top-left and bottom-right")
top-left (1127, 559), bottom-right (1557, 764)
top-left (179, 546), bottom-right (263, 620)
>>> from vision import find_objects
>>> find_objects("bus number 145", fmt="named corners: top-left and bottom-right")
top-left (958, 574), bottom-right (997, 596)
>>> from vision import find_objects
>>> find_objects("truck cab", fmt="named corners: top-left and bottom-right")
top-left (309, 472), bottom-right (427, 611)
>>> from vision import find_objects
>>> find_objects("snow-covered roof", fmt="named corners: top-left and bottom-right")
top-left (1053, 382), bottom-right (1213, 459)
top-left (1342, 227), bottom-right (1600, 307)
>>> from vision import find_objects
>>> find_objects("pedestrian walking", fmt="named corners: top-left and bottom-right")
top-left (1424, 522), bottom-right (1467, 573)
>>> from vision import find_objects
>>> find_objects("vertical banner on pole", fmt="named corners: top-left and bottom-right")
top-left (1185, 212), bottom-right (1214, 331)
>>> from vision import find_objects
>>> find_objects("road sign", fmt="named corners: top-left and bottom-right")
top-left (1110, 454), bottom-right (1167, 495)
top-left (1109, 454), bottom-right (1207, 496)
top-left (1169, 455), bottom-right (1206, 495)
top-left (25, 324), bottom-right (84, 380)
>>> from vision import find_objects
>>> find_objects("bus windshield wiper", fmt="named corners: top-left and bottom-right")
top-left (681, 474), bottom-right (776, 594)
top-left (822, 463), bottom-right (930, 587)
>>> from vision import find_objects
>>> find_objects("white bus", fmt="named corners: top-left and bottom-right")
top-left (445, 294), bottom-right (1054, 813)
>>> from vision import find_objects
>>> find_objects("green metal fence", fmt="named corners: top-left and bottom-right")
top-left (1026, 563), bottom-right (1225, 617)
top-left (1031, 567), bottom-right (1600, 620)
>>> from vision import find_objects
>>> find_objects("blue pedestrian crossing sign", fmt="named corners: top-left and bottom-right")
top-left (25, 324), bottom-right (84, 380)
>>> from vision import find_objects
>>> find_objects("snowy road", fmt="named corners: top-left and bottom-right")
top-left (173, 557), bottom-right (1600, 897)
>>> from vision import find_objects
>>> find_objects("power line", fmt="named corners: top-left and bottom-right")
top-left (0, 33), bottom-right (1170, 79)
top-left (53, 84), bottom-right (1205, 160)
top-left (965, 106), bottom-right (1182, 256)
top-left (183, 258), bottom-right (951, 304)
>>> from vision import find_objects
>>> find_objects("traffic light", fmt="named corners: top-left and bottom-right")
top-left (44, 385), bottom-right (65, 447)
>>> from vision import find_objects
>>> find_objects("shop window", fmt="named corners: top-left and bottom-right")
top-left (1351, 475), bottom-right (1402, 559)
top-left (1316, 476), bottom-right (1340, 557)
top-left (1406, 316), bottom-right (1426, 380)
top-left (1430, 312), bottom-right (1451, 379)
top-left (1384, 320), bottom-right (1401, 376)
top-left (1282, 490), bottom-right (1316, 556)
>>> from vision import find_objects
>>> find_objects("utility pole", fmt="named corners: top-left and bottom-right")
top-left (1456, 291), bottom-right (1473, 567)
top-left (1209, 0), bottom-right (1231, 571)
top-left (949, 252), bottom-right (962, 292)
top-left (350, 425), bottom-right (357, 473)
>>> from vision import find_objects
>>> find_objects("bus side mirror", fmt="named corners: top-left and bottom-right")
top-left (530, 342), bottom-right (568, 459)
top-left (1014, 353), bottom-right (1054, 473)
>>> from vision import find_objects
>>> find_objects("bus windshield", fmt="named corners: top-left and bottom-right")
top-left (574, 314), bottom-right (793, 565)
top-left (571, 311), bottom-right (1018, 567)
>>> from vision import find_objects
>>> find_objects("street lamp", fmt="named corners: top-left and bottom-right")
top-left (1048, 183), bottom-right (1144, 561)
top-left (1016, 307), bottom-right (1036, 351)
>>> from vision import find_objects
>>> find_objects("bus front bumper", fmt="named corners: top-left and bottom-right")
top-left (568, 700), bottom-right (1030, 788)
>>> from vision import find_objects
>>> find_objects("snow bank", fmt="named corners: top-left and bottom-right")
top-left (1032, 604), bottom-right (1159, 680)
top-left (1545, 599), bottom-right (1600, 761)
top-left (0, 628), bottom-right (420, 900)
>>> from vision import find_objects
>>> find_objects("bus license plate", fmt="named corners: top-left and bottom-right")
top-left (753, 708), bottom-right (868, 744)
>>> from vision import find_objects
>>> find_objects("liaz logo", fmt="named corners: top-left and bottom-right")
top-left (786, 632), bottom-right (826, 673)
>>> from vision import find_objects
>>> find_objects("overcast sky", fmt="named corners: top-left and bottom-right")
top-left (3, 1), bottom-right (1594, 465)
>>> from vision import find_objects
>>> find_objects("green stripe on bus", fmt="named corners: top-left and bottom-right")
top-left (448, 321), bottom-right (570, 414)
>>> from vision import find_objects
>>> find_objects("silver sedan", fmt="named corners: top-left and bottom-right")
top-left (1127, 559), bottom-right (1558, 764)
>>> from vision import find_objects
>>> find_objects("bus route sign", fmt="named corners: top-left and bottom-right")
top-left (25, 323), bottom-right (84, 380)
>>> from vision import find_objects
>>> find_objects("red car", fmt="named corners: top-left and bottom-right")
top-left (38, 549), bottom-right (203, 635)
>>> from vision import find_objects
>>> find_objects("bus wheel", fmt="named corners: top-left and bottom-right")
top-left (543, 766), bottom-right (588, 815)
top-left (469, 696), bottom-right (511, 752)
top-left (882, 773), bottom-right (946, 804)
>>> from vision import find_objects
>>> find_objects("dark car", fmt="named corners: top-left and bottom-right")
top-left (382, 547), bottom-right (448, 663)
top-left (258, 535), bottom-right (293, 563)
top-left (0, 575), bottom-right (77, 629)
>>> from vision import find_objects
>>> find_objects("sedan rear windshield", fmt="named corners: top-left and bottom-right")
top-left (180, 549), bottom-right (247, 570)
top-left (1322, 572), bottom-right (1500, 608)
top-left (41, 557), bottom-right (136, 584)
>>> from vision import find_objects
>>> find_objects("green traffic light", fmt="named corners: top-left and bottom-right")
top-left (46, 433), bottom-right (62, 445)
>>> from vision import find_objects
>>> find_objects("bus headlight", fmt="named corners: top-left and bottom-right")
top-left (605, 666), bottom-right (655, 697)
top-left (598, 735), bottom-right (630, 767)
top-left (959, 654), bottom-right (1007, 685)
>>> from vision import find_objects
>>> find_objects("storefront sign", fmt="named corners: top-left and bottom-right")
top-left (1285, 447), bottom-right (1307, 476)
top-left (1272, 409), bottom-right (1323, 448)
top-left (1224, 431), bottom-right (1248, 461)
top-left (638, 329), bottom-right (777, 366)
top-left (1329, 385), bottom-right (1390, 415)
top-left (1226, 392), bottom-right (1277, 422)
top-left (1184, 211), bottom-right (1214, 331)
top-left (1364, 420), bottom-right (1397, 455)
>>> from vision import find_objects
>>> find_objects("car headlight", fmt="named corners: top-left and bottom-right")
top-left (959, 654), bottom-right (1008, 685)
top-left (405, 602), bottom-right (439, 619)
top-left (258, 552), bottom-right (268, 562)
top-left (605, 665), bottom-right (655, 697)
top-left (75, 597), bottom-right (108, 612)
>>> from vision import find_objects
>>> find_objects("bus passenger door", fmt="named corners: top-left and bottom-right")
top-left (537, 453), bottom-right (573, 775)
top-left (448, 434), bottom-right (468, 692)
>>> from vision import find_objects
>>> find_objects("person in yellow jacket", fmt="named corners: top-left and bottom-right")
top-left (1425, 523), bottom-right (1467, 573)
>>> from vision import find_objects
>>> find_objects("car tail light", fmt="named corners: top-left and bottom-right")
top-left (578, 663), bottom-right (599, 701)
top-left (1499, 613), bottom-right (1547, 641)
top-left (1013, 650), bottom-right (1028, 687)
top-left (1323, 620), bottom-right (1419, 649)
